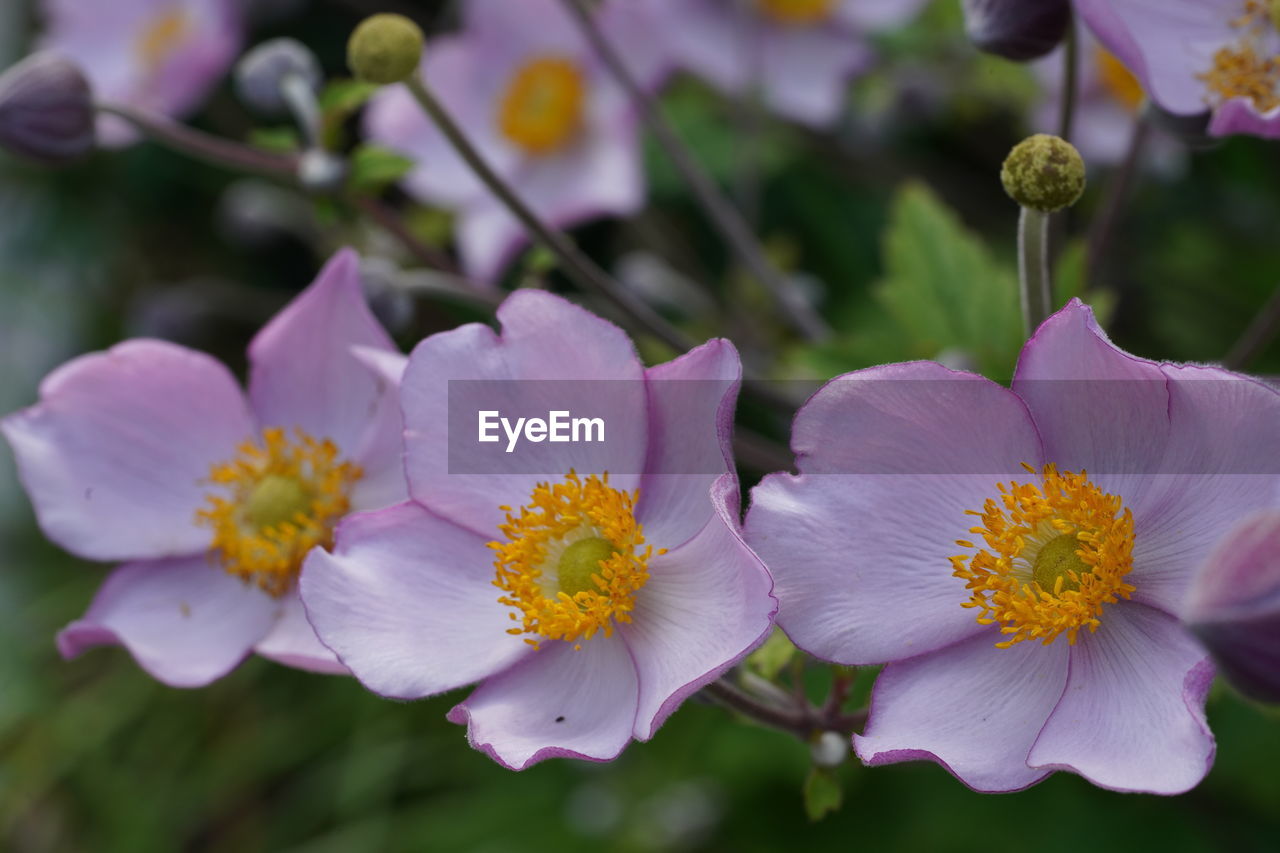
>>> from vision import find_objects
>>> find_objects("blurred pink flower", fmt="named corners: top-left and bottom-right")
top-left (2, 250), bottom-right (407, 687)
top-left (302, 290), bottom-right (776, 770)
top-left (745, 300), bottom-right (1280, 793)
top-left (365, 0), bottom-right (662, 283)
top-left (646, 0), bottom-right (929, 126)
top-left (1075, 0), bottom-right (1280, 138)
top-left (37, 0), bottom-right (242, 147)
top-left (1184, 510), bottom-right (1280, 703)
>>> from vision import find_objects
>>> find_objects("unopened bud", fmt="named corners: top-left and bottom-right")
top-left (1184, 512), bottom-right (1280, 704)
top-left (0, 52), bottom-right (95, 165)
top-left (810, 731), bottom-right (849, 768)
top-left (347, 14), bottom-right (424, 85)
top-left (962, 0), bottom-right (1071, 62)
top-left (235, 38), bottom-right (322, 117)
top-left (1001, 134), bottom-right (1086, 212)
top-left (297, 148), bottom-right (347, 193)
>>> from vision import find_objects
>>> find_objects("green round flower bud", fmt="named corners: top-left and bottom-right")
top-left (1000, 133), bottom-right (1086, 212)
top-left (347, 14), bottom-right (424, 85)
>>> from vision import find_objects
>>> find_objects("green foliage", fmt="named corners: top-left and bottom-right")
top-left (803, 766), bottom-right (843, 822)
top-left (347, 143), bottom-right (415, 194)
top-left (746, 628), bottom-right (799, 682)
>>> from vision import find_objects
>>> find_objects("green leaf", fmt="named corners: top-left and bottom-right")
top-left (320, 79), bottom-right (380, 116)
top-left (249, 126), bottom-right (301, 154)
top-left (348, 144), bottom-right (416, 194)
top-left (746, 628), bottom-right (798, 682)
top-left (802, 766), bottom-right (843, 822)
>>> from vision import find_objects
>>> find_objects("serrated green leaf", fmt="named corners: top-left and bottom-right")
top-left (803, 766), bottom-right (843, 822)
top-left (746, 628), bottom-right (798, 681)
top-left (348, 144), bottom-right (416, 194)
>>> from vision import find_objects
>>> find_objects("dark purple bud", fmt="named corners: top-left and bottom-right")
top-left (1184, 512), bottom-right (1280, 704)
top-left (961, 0), bottom-right (1071, 62)
top-left (0, 52), bottom-right (95, 165)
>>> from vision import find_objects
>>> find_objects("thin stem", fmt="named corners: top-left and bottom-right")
top-left (1086, 111), bottom-right (1151, 291)
top-left (1056, 14), bottom-right (1078, 142)
top-left (97, 102), bottom-right (296, 178)
top-left (1018, 207), bottom-right (1053, 335)
top-left (353, 196), bottom-right (459, 273)
top-left (401, 75), bottom-right (695, 354)
top-left (702, 679), bottom-right (813, 739)
top-left (560, 0), bottom-right (831, 342)
top-left (279, 73), bottom-right (322, 149)
top-left (1224, 283), bottom-right (1280, 370)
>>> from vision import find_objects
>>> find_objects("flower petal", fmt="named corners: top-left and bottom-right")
top-left (252, 589), bottom-right (348, 675)
top-left (636, 339), bottom-right (740, 548)
top-left (299, 501), bottom-right (532, 699)
top-left (446, 633), bottom-right (639, 770)
top-left (402, 290), bottom-right (647, 538)
top-left (1125, 364), bottom-right (1280, 613)
top-left (247, 248), bottom-right (398, 459)
top-left (1, 339), bottom-right (254, 561)
top-left (760, 25), bottom-right (872, 126)
top-left (1012, 299), bottom-right (1174, 522)
top-left (745, 362), bottom-right (1043, 665)
top-left (1028, 602), bottom-right (1215, 794)
top-left (57, 555), bottom-right (277, 688)
top-left (621, 474), bottom-right (776, 741)
top-left (347, 346), bottom-right (410, 513)
top-left (854, 630), bottom-right (1069, 792)
top-left (835, 0), bottom-right (931, 31)
top-left (1208, 98), bottom-right (1280, 139)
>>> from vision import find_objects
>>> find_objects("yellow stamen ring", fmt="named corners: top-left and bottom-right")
top-left (498, 56), bottom-right (586, 155)
top-left (1199, 1), bottom-right (1280, 113)
top-left (491, 471), bottom-right (660, 649)
top-left (951, 463), bottom-right (1136, 648)
top-left (197, 427), bottom-right (362, 596)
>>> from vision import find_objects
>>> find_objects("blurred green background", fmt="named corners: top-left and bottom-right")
top-left (1, 1), bottom-right (1278, 850)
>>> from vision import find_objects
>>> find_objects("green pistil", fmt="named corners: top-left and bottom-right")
top-left (557, 537), bottom-right (616, 596)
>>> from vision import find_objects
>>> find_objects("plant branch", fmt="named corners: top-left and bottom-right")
top-left (1017, 206), bottom-right (1053, 335)
top-left (401, 75), bottom-right (695, 354)
top-left (1056, 13), bottom-right (1079, 142)
top-left (97, 102), bottom-right (297, 177)
top-left (560, 0), bottom-right (831, 342)
top-left (1224, 283), bottom-right (1280, 370)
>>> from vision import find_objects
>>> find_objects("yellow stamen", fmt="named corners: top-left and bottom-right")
top-left (135, 7), bottom-right (191, 72)
top-left (1199, 1), bottom-right (1280, 113)
top-left (1095, 47), bottom-right (1145, 112)
top-left (498, 56), bottom-right (585, 155)
top-left (756, 0), bottom-right (834, 25)
top-left (491, 471), bottom-right (661, 649)
top-left (197, 428), bottom-right (362, 596)
top-left (951, 463), bottom-right (1136, 648)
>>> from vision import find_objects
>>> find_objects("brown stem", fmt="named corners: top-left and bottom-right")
top-left (353, 196), bottom-right (459, 273)
top-left (560, 0), bottom-right (831, 342)
top-left (1224, 283), bottom-right (1280, 370)
top-left (97, 102), bottom-right (297, 177)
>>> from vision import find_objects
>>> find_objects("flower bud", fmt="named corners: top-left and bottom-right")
top-left (1001, 134), bottom-right (1086, 212)
top-left (0, 52), bottom-right (95, 165)
top-left (961, 0), bottom-right (1071, 62)
top-left (1183, 512), bottom-right (1280, 704)
top-left (235, 38), bottom-right (322, 117)
top-left (297, 148), bottom-right (347, 194)
top-left (347, 14), bottom-right (424, 85)
top-left (810, 731), bottom-right (849, 768)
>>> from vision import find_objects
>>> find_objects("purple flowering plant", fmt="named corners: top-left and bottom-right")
top-left (1, 0), bottom-right (1279, 844)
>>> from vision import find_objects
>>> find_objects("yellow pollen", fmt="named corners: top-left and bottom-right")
top-left (491, 471), bottom-right (662, 649)
top-left (498, 56), bottom-right (585, 155)
top-left (135, 7), bottom-right (191, 72)
top-left (756, 0), bottom-right (834, 25)
top-left (197, 428), bottom-right (362, 596)
top-left (1095, 47), bottom-right (1145, 112)
top-left (950, 463), bottom-right (1136, 649)
top-left (1198, 1), bottom-right (1280, 113)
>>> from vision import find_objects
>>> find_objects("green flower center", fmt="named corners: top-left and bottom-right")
top-left (556, 536), bottom-right (617, 596)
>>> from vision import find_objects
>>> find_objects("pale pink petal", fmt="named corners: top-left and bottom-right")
top-left (252, 590), bottom-right (347, 675)
top-left (745, 362), bottom-right (1043, 664)
top-left (760, 25), bottom-right (872, 126)
top-left (348, 346), bottom-right (410, 513)
top-left (621, 474), bottom-right (775, 740)
top-left (446, 633), bottom-right (639, 770)
top-left (1, 339), bottom-right (253, 561)
top-left (1208, 98), bottom-right (1280, 139)
top-left (855, 631), bottom-right (1069, 792)
top-left (636, 339), bottom-right (740, 548)
top-left (1028, 603), bottom-right (1215, 794)
top-left (57, 554), bottom-right (276, 688)
top-left (299, 502), bottom-right (532, 699)
top-left (248, 248), bottom-right (398, 460)
top-left (401, 290), bottom-right (647, 539)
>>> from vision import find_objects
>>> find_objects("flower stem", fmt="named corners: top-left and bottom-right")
top-left (560, 0), bottom-right (831, 342)
top-left (1086, 111), bottom-right (1150, 291)
top-left (1224, 282), bottom-right (1280, 370)
top-left (703, 672), bottom-right (868, 741)
top-left (1056, 13), bottom-right (1078, 142)
top-left (1018, 206), bottom-right (1053, 335)
top-left (401, 74), bottom-right (695, 354)
top-left (97, 102), bottom-right (296, 177)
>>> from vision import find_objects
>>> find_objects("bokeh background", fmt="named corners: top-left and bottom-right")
top-left (2, 1), bottom-right (1278, 850)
